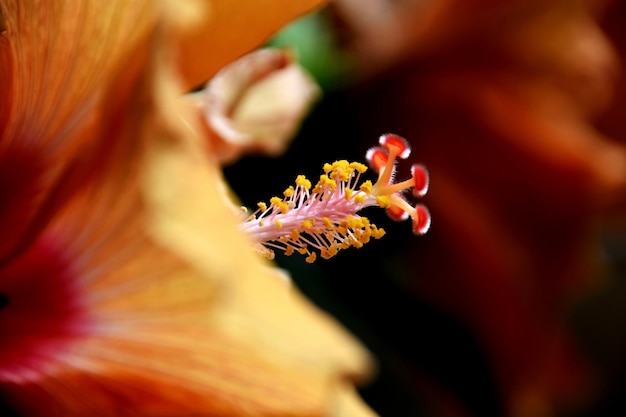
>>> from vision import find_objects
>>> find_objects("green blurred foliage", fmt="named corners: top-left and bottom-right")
top-left (267, 11), bottom-right (355, 91)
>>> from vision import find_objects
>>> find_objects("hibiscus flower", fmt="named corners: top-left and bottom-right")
top-left (0, 1), bottom-right (381, 415)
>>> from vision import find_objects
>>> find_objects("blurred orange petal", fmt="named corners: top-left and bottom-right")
top-left (0, 0), bottom-right (156, 260)
top-left (0, 0), bottom-right (155, 154)
top-left (174, 0), bottom-right (328, 88)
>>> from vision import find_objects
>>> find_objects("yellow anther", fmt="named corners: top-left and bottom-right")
top-left (329, 161), bottom-right (352, 182)
top-left (376, 195), bottom-right (392, 208)
top-left (270, 196), bottom-right (289, 214)
top-left (305, 252), bottom-right (317, 263)
top-left (313, 174), bottom-right (337, 193)
top-left (346, 215), bottom-right (359, 228)
top-left (332, 170), bottom-right (349, 182)
top-left (350, 162), bottom-right (368, 174)
top-left (333, 160), bottom-right (350, 170)
top-left (359, 180), bottom-right (373, 194)
top-left (295, 175), bottom-right (311, 189)
top-left (354, 194), bottom-right (366, 204)
top-left (322, 174), bottom-right (335, 186)
top-left (243, 153), bottom-right (400, 263)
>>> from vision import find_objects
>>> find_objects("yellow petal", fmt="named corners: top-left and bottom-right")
top-left (143, 115), bottom-right (373, 383)
top-left (174, 0), bottom-right (328, 88)
top-left (332, 385), bottom-right (380, 417)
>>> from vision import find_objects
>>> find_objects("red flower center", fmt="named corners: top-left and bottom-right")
top-left (0, 236), bottom-right (90, 382)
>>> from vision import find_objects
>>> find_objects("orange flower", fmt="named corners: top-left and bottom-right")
top-left (0, 1), bottom-right (379, 415)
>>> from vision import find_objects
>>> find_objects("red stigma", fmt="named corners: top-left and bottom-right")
top-left (386, 204), bottom-right (410, 221)
top-left (379, 134), bottom-right (411, 159)
top-left (411, 164), bottom-right (430, 197)
top-left (412, 204), bottom-right (432, 235)
top-left (365, 146), bottom-right (389, 173)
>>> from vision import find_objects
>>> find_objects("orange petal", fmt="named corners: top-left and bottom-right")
top-left (0, 0), bottom-right (157, 260)
top-left (174, 0), bottom-right (329, 88)
top-left (0, 0), bottom-right (155, 151)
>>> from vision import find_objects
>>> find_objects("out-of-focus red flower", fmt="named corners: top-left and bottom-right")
top-left (330, 0), bottom-right (626, 415)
